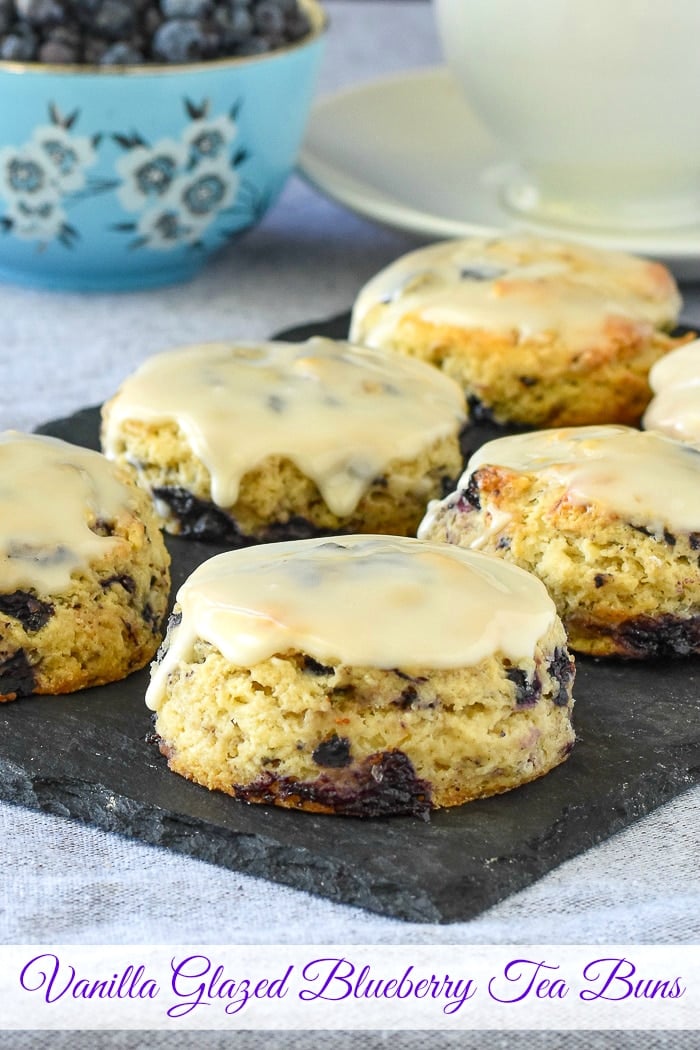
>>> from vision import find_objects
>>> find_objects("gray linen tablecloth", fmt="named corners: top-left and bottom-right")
top-left (0, 1), bottom-right (698, 1026)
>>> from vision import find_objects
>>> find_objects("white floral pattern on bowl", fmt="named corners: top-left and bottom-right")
top-left (112, 98), bottom-right (256, 253)
top-left (0, 99), bottom-right (258, 254)
top-left (0, 105), bottom-right (99, 246)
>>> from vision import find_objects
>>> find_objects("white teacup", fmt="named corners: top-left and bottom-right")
top-left (435, 0), bottom-right (700, 232)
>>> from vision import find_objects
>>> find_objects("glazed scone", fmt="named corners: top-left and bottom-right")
top-left (147, 535), bottom-right (576, 817)
top-left (0, 432), bottom-right (171, 700)
top-left (643, 338), bottom-right (700, 445)
top-left (420, 426), bottom-right (700, 658)
top-left (101, 338), bottom-right (466, 544)
top-left (350, 234), bottom-right (689, 428)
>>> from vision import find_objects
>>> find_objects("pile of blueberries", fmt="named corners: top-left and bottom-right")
top-left (0, 0), bottom-right (313, 64)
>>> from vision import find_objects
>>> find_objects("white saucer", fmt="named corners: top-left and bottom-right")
top-left (299, 68), bottom-right (700, 281)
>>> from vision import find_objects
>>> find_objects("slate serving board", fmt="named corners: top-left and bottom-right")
top-left (0, 311), bottom-right (698, 924)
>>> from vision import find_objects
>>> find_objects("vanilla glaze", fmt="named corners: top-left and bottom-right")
top-left (644, 339), bottom-right (700, 444)
top-left (350, 236), bottom-right (679, 350)
top-left (420, 425), bottom-right (700, 540)
top-left (102, 338), bottom-right (467, 517)
top-left (0, 431), bottom-right (136, 593)
top-left (145, 535), bottom-right (557, 709)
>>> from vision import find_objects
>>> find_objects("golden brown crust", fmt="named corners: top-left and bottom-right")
top-left (424, 463), bottom-right (700, 658)
top-left (365, 314), bottom-right (693, 428)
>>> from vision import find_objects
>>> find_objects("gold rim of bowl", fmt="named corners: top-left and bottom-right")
top-left (0, 0), bottom-right (326, 76)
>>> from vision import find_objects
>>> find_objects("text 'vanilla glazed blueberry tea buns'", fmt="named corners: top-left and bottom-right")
top-left (0, 432), bottom-right (170, 700)
top-left (101, 337), bottom-right (466, 544)
top-left (350, 234), bottom-right (690, 428)
top-left (420, 426), bottom-right (700, 659)
top-left (147, 536), bottom-right (576, 817)
top-left (643, 338), bottom-right (700, 446)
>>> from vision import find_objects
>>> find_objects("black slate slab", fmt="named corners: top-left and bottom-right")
top-left (0, 311), bottom-right (698, 924)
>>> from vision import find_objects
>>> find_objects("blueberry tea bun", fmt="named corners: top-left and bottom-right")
top-left (0, 432), bottom-right (170, 700)
top-left (101, 338), bottom-right (466, 544)
top-left (420, 426), bottom-right (700, 658)
top-left (147, 535), bottom-right (576, 816)
top-left (350, 234), bottom-right (688, 428)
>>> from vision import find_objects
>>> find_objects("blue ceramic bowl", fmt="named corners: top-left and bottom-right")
top-left (0, 0), bottom-right (325, 291)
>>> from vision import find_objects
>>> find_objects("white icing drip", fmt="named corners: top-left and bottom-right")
top-left (145, 535), bottom-right (557, 709)
top-left (416, 495), bottom-right (445, 540)
top-left (458, 425), bottom-right (700, 537)
top-left (350, 235), bottom-right (680, 350)
top-left (102, 338), bottom-right (466, 517)
top-left (644, 339), bottom-right (700, 444)
top-left (0, 431), bottom-right (135, 593)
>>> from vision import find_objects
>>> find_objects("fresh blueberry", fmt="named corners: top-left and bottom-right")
top-left (100, 40), bottom-right (144, 63)
top-left (226, 7), bottom-right (254, 42)
top-left (235, 32), bottom-right (269, 54)
top-left (0, 27), bottom-right (37, 59)
top-left (83, 34), bottom-right (108, 61)
top-left (0, 0), bottom-right (13, 35)
top-left (152, 18), bottom-right (209, 61)
top-left (39, 37), bottom-right (79, 61)
top-left (72, 0), bottom-right (102, 14)
top-left (94, 0), bottom-right (135, 40)
top-left (47, 24), bottom-right (81, 47)
top-left (160, 0), bottom-right (210, 18)
top-left (254, 0), bottom-right (284, 36)
top-left (285, 9), bottom-right (309, 39)
top-left (15, 0), bottom-right (64, 27)
top-left (0, 0), bottom-right (311, 63)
